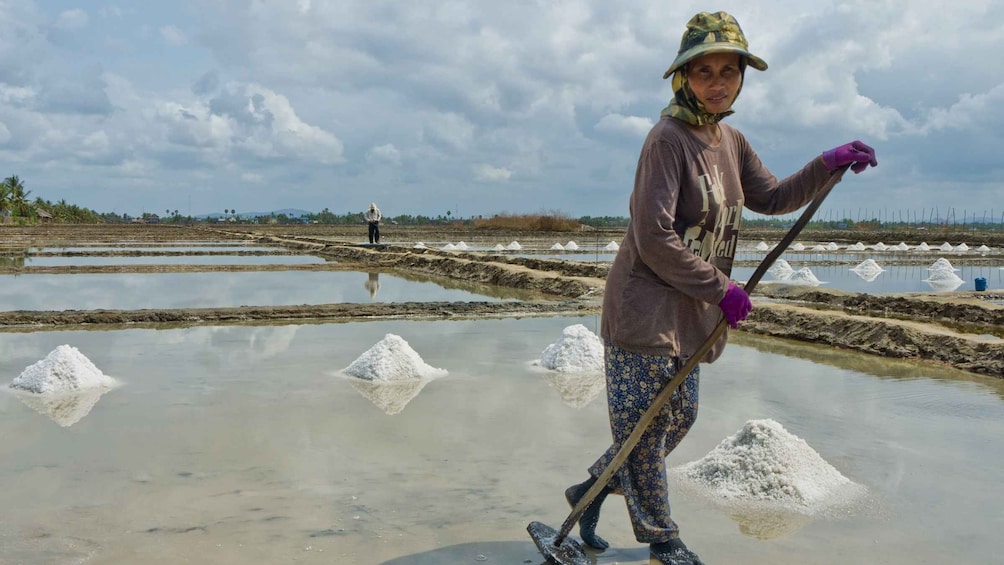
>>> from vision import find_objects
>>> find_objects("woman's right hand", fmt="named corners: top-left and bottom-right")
top-left (718, 281), bottom-right (752, 329)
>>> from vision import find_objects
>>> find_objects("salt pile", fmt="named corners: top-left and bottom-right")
top-left (929, 257), bottom-right (959, 272)
top-left (846, 242), bottom-right (866, 251)
top-left (824, 242), bottom-right (839, 251)
top-left (10, 345), bottom-right (114, 394)
top-left (784, 267), bottom-right (822, 286)
top-left (850, 259), bottom-right (884, 274)
top-left (915, 242), bottom-right (930, 251)
top-left (678, 419), bottom-right (855, 508)
top-left (413, 242), bottom-right (427, 249)
top-left (537, 324), bottom-right (604, 373)
top-left (976, 244), bottom-right (991, 254)
top-left (506, 241), bottom-right (522, 251)
top-left (790, 242), bottom-right (805, 251)
top-left (534, 324), bottom-right (606, 408)
top-left (565, 241), bottom-right (579, 251)
top-left (605, 241), bottom-right (620, 251)
top-left (895, 242), bottom-right (910, 251)
top-left (924, 258), bottom-right (964, 290)
top-left (492, 243), bottom-right (505, 251)
top-left (441, 243), bottom-right (457, 251)
top-left (769, 259), bottom-right (794, 273)
top-left (955, 243), bottom-right (969, 252)
top-left (811, 244), bottom-right (827, 251)
top-left (342, 334), bottom-right (447, 382)
top-left (755, 241), bottom-right (770, 251)
top-left (455, 241), bottom-right (469, 251)
top-left (872, 242), bottom-right (887, 251)
top-left (938, 242), bottom-right (953, 251)
top-left (550, 243), bottom-right (565, 250)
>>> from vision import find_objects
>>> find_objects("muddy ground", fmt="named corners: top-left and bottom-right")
top-left (2, 223), bottom-right (1002, 376)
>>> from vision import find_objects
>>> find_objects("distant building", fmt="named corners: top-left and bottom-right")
top-left (36, 208), bottom-right (53, 222)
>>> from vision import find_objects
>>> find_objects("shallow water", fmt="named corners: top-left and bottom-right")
top-left (0, 317), bottom-right (1001, 565)
top-left (732, 263), bottom-right (1003, 293)
top-left (0, 271), bottom-right (540, 311)
top-left (25, 255), bottom-right (326, 267)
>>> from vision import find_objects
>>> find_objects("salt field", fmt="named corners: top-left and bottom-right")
top-left (1, 317), bottom-right (1002, 565)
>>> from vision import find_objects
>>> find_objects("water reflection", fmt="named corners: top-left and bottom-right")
top-left (730, 508), bottom-right (812, 540)
top-left (346, 377), bottom-right (433, 415)
top-left (543, 370), bottom-right (605, 408)
top-left (364, 272), bottom-right (381, 299)
top-left (11, 387), bottom-right (112, 427)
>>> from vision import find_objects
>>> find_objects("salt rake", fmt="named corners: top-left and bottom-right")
top-left (528, 165), bottom-right (850, 565)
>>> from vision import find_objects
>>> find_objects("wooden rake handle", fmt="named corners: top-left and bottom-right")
top-left (553, 164), bottom-right (849, 546)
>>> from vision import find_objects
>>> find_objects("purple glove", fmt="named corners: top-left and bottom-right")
top-left (718, 281), bottom-right (752, 329)
top-left (822, 140), bottom-right (877, 174)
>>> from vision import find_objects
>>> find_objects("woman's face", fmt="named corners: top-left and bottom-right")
top-left (686, 52), bottom-right (742, 115)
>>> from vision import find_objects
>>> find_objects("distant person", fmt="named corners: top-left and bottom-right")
top-left (364, 272), bottom-right (381, 299)
top-left (365, 202), bottom-right (382, 244)
top-left (556, 11), bottom-right (877, 565)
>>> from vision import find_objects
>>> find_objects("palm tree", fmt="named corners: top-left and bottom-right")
top-left (5, 175), bottom-right (31, 217)
top-left (0, 177), bottom-right (12, 217)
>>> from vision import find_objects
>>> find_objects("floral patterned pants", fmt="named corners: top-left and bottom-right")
top-left (587, 343), bottom-right (700, 543)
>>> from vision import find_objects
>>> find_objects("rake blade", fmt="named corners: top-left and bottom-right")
top-left (527, 521), bottom-right (591, 565)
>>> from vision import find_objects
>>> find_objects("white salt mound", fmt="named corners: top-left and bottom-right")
top-left (11, 345), bottom-right (114, 394)
top-left (895, 242), bottom-right (909, 251)
top-left (605, 241), bottom-right (620, 251)
top-left (565, 241), bottom-right (579, 251)
top-left (824, 242), bottom-right (839, 251)
top-left (938, 242), bottom-right (953, 251)
top-left (928, 257), bottom-right (958, 272)
top-left (492, 243), bottom-right (505, 251)
top-left (846, 242), bottom-right (866, 251)
top-left (441, 243), bottom-right (457, 251)
top-left (955, 243), bottom-right (969, 252)
top-left (550, 243), bottom-right (565, 250)
top-left (872, 242), bottom-right (887, 251)
top-left (455, 241), bottom-right (469, 251)
top-left (850, 259), bottom-right (884, 273)
top-left (976, 244), bottom-right (991, 253)
top-left (539, 324), bottom-right (604, 373)
top-left (413, 242), bottom-right (427, 249)
top-left (915, 242), bottom-right (930, 251)
top-left (785, 267), bottom-right (822, 285)
top-left (506, 241), bottom-right (522, 250)
top-left (768, 259), bottom-right (794, 274)
top-left (790, 242), bottom-right (805, 251)
top-left (811, 245), bottom-right (827, 251)
top-left (342, 334), bottom-right (448, 382)
top-left (755, 241), bottom-right (770, 251)
top-left (679, 419), bottom-right (853, 507)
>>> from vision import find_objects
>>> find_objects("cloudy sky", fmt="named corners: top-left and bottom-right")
top-left (1, 1), bottom-right (1002, 222)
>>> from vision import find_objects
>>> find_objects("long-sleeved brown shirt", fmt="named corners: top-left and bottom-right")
top-left (601, 116), bottom-right (833, 363)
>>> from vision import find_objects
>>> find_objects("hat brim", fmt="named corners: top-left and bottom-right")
top-left (662, 44), bottom-right (767, 79)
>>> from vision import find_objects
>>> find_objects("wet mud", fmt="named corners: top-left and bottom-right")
top-left (2, 224), bottom-right (1002, 376)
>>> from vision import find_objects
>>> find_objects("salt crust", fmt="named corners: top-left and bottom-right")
top-left (678, 419), bottom-right (854, 508)
top-left (341, 334), bottom-right (447, 382)
top-left (10, 345), bottom-right (114, 394)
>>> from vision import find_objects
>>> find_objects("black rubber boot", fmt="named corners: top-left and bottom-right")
top-left (564, 476), bottom-right (612, 550)
top-left (650, 538), bottom-right (704, 565)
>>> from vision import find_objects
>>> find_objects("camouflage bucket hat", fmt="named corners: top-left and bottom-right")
top-left (662, 11), bottom-right (767, 79)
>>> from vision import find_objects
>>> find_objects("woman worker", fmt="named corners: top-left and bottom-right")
top-left (561, 11), bottom-right (877, 565)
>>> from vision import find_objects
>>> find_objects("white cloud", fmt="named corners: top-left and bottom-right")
top-left (160, 25), bottom-right (188, 47)
top-left (474, 164), bottom-right (512, 182)
top-left (595, 114), bottom-right (653, 137)
top-left (54, 9), bottom-right (88, 30)
top-left (367, 143), bottom-right (401, 165)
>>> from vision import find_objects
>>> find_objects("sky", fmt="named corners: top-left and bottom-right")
top-left (1, 1), bottom-right (1003, 222)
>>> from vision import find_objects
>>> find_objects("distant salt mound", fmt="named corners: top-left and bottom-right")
top-left (929, 257), bottom-right (959, 272)
top-left (811, 244), bottom-right (827, 251)
top-left (784, 267), bottom-right (822, 286)
top-left (565, 241), bottom-right (579, 251)
top-left (538, 324), bottom-right (603, 373)
top-left (10, 345), bottom-right (114, 394)
top-left (342, 334), bottom-right (448, 382)
top-left (550, 243), bottom-right (565, 250)
top-left (850, 259), bottom-right (884, 274)
top-left (506, 241), bottom-right (522, 251)
top-left (938, 242), bottom-right (953, 251)
top-left (768, 259), bottom-right (794, 276)
top-left (441, 243), bottom-right (457, 251)
top-left (413, 242), bottom-right (427, 249)
top-left (872, 242), bottom-right (887, 251)
top-left (895, 242), bottom-right (910, 251)
top-left (605, 241), bottom-right (620, 251)
top-left (790, 243), bottom-right (805, 251)
top-left (677, 419), bottom-right (855, 508)
top-left (493, 243), bottom-right (506, 251)
top-left (915, 242), bottom-right (930, 251)
top-left (455, 241), bottom-right (469, 251)
top-left (846, 242), bottom-right (866, 251)
top-left (755, 241), bottom-right (770, 251)
top-left (976, 244), bottom-right (991, 254)
top-left (955, 243), bottom-right (969, 252)
top-left (824, 242), bottom-right (840, 251)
